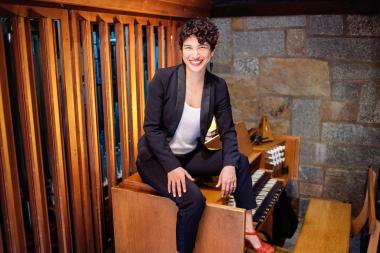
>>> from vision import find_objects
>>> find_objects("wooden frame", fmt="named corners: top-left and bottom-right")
top-left (0, 18), bottom-right (27, 253)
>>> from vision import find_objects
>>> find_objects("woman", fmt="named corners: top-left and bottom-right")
top-left (136, 17), bottom-right (274, 253)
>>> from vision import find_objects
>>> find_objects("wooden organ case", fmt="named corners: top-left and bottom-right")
top-left (112, 122), bottom-right (300, 252)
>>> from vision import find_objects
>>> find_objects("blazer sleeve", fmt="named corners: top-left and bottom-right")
top-left (214, 80), bottom-right (240, 168)
top-left (143, 71), bottom-right (181, 173)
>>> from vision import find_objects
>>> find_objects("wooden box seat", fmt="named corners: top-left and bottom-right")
top-left (112, 173), bottom-right (247, 253)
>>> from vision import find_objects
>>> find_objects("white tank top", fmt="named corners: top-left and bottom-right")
top-left (169, 103), bottom-right (201, 155)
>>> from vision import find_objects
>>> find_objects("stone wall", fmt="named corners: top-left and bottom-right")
top-left (211, 15), bottom-right (380, 215)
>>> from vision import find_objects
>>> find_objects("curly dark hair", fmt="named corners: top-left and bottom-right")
top-left (178, 17), bottom-right (219, 51)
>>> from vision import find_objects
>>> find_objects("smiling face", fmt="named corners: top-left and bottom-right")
top-left (182, 35), bottom-right (215, 74)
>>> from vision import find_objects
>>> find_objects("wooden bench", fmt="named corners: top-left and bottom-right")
top-left (293, 198), bottom-right (351, 253)
top-left (112, 174), bottom-right (247, 253)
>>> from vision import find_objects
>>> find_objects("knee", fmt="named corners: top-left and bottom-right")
top-left (178, 189), bottom-right (206, 212)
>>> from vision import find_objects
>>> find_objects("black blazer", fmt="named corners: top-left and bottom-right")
top-left (137, 64), bottom-right (240, 173)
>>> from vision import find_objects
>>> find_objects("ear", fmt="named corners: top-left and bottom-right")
top-left (210, 49), bottom-right (215, 57)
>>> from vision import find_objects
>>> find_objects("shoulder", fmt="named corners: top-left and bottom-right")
top-left (207, 72), bottom-right (228, 92)
top-left (153, 65), bottom-right (180, 81)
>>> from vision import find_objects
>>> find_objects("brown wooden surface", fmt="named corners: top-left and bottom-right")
top-left (274, 135), bottom-right (300, 179)
top-left (0, 20), bottom-right (27, 253)
top-left (126, 20), bottom-right (139, 169)
top-left (69, 11), bottom-right (95, 252)
top-left (81, 18), bottom-right (104, 253)
top-left (368, 168), bottom-right (377, 234)
top-left (31, 0), bottom-right (210, 18)
top-left (12, 15), bottom-right (52, 253)
top-left (147, 24), bottom-right (156, 80)
top-left (158, 25), bottom-right (166, 68)
top-left (115, 20), bottom-right (131, 178)
top-left (293, 198), bottom-right (351, 253)
top-left (135, 22), bottom-right (146, 138)
top-left (39, 17), bottom-right (72, 253)
top-left (367, 220), bottom-right (380, 253)
top-left (112, 186), bottom-right (245, 253)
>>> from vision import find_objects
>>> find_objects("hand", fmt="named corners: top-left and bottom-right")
top-left (216, 166), bottom-right (237, 198)
top-left (167, 167), bottom-right (194, 197)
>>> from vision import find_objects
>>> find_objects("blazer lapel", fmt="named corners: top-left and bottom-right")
top-left (200, 70), bottom-right (213, 142)
top-left (172, 64), bottom-right (186, 135)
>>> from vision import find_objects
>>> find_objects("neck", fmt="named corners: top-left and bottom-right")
top-left (185, 66), bottom-right (206, 86)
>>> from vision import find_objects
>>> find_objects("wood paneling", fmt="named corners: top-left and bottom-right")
top-left (58, 10), bottom-right (86, 253)
top-left (135, 22), bottom-right (145, 139)
top-left (115, 20), bottom-right (131, 177)
top-left (158, 25), bottom-right (166, 68)
top-left (12, 15), bottom-right (52, 253)
top-left (39, 17), bottom-right (72, 253)
top-left (31, 0), bottom-right (210, 18)
top-left (0, 19), bottom-right (27, 253)
top-left (80, 18), bottom-right (104, 253)
top-left (147, 24), bottom-right (156, 81)
top-left (99, 19), bottom-right (116, 246)
top-left (69, 10), bottom-right (95, 252)
top-left (126, 20), bottom-right (139, 168)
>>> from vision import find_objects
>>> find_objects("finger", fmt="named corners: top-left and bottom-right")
top-left (171, 180), bottom-right (177, 197)
top-left (232, 182), bottom-right (237, 193)
top-left (168, 179), bottom-right (171, 193)
top-left (221, 180), bottom-right (227, 198)
top-left (216, 176), bottom-right (222, 188)
top-left (176, 180), bottom-right (182, 197)
top-left (184, 171), bottom-right (194, 181)
top-left (181, 176), bottom-right (187, 193)
top-left (225, 182), bottom-right (231, 196)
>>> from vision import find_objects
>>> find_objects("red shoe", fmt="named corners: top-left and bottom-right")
top-left (245, 231), bottom-right (274, 253)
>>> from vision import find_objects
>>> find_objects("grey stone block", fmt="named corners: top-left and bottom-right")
top-left (246, 16), bottom-right (306, 29)
top-left (321, 100), bottom-right (358, 122)
top-left (323, 168), bottom-right (366, 215)
top-left (232, 57), bottom-right (259, 75)
top-left (300, 140), bottom-right (316, 164)
top-left (232, 31), bottom-right (285, 57)
top-left (332, 82), bottom-right (360, 101)
top-left (323, 144), bottom-right (380, 168)
top-left (332, 63), bottom-right (380, 80)
top-left (306, 37), bottom-right (380, 61)
top-left (258, 96), bottom-right (290, 119)
top-left (259, 58), bottom-right (330, 97)
top-left (346, 15), bottom-right (380, 36)
top-left (292, 99), bottom-right (321, 139)
top-left (309, 15), bottom-right (343, 35)
top-left (286, 29), bottom-right (306, 56)
top-left (321, 122), bottom-right (380, 146)
top-left (299, 182), bottom-right (322, 197)
top-left (299, 166), bottom-right (324, 184)
top-left (212, 18), bottom-right (232, 65)
top-left (358, 83), bottom-right (380, 124)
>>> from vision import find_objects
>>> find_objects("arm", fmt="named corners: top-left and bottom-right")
top-left (143, 71), bottom-right (181, 173)
top-left (215, 80), bottom-right (240, 168)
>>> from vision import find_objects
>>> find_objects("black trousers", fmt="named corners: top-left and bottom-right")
top-left (136, 145), bottom-right (256, 253)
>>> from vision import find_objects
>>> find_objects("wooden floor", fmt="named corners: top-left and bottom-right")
top-left (293, 198), bottom-right (351, 253)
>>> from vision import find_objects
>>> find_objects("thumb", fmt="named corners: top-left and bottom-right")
top-left (185, 171), bottom-right (194, 181)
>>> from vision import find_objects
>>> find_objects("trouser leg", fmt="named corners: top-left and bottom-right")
top-left (137, 157), bottom-right (205, 253)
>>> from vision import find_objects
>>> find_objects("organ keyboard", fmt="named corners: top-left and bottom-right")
top-left (226, 169), bottom-right (284, 227)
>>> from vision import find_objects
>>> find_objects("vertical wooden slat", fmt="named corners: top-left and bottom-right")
top-left (81, 18), bottom-right (104, 253)
top-left (115, 20), bottom-right (131, 177)
top-left (0, 19), bottom-right (27, 253)
top-left (12, 16), bottom-right (51, 253)
top-left (39, 17), bottom-right (72, 253)
top-left (175, 22), bottom-right (182, 65)
top-left (158, 25), bottom-right (165, 68)
top-left (0, 223), bottom-right (3, 253)
top-left (128, 21), bottom-right (139, 170)
top-left (58, 11), bottom-right (86, 253)
top-left (99, 19), bottom-right (117, 190)
top-left (135, 22), bottom-right (145, 141)
top-left (69, 11), bottom-right (95, 253)
top-left (147, 23), bottom-right (155, 80)
top-left (98, 20), bottom-right (116, 247)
